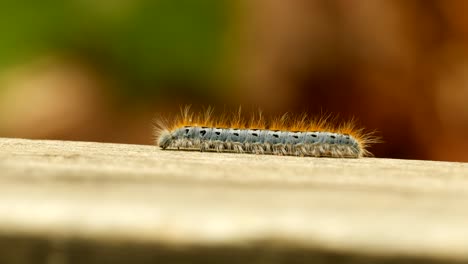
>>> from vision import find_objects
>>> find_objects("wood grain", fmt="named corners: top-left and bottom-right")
top-left (0, 138), bottom-right (467, 263)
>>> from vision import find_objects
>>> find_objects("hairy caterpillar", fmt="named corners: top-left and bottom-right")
top-left (154, 106), bottom-right (377, 158)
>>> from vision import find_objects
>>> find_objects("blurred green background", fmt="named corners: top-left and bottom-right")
top-left (0, 0), bottom-right (467, 162)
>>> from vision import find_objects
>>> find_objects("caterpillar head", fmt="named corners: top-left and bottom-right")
top-left (157, 130), bottom-right (173, 149)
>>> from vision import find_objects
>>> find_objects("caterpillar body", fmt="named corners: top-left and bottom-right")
top-left (155, 107), bottom-right (377, 158)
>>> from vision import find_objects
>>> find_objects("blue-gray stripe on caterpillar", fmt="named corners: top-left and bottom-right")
top-left (158, 126), bottom-right (363, 158)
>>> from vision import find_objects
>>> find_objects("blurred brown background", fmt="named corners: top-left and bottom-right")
top-left (0, 0), bottom-right (467, 162)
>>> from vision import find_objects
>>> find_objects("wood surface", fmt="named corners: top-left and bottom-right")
top-left (0, 137), bottom-right (467, 263)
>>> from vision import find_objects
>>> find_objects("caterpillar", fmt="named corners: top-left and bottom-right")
top-left (154, 106), bottom-right (378, 158)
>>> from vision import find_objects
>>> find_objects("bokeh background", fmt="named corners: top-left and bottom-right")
top-left (0, 0), bottom-right (467, 162)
